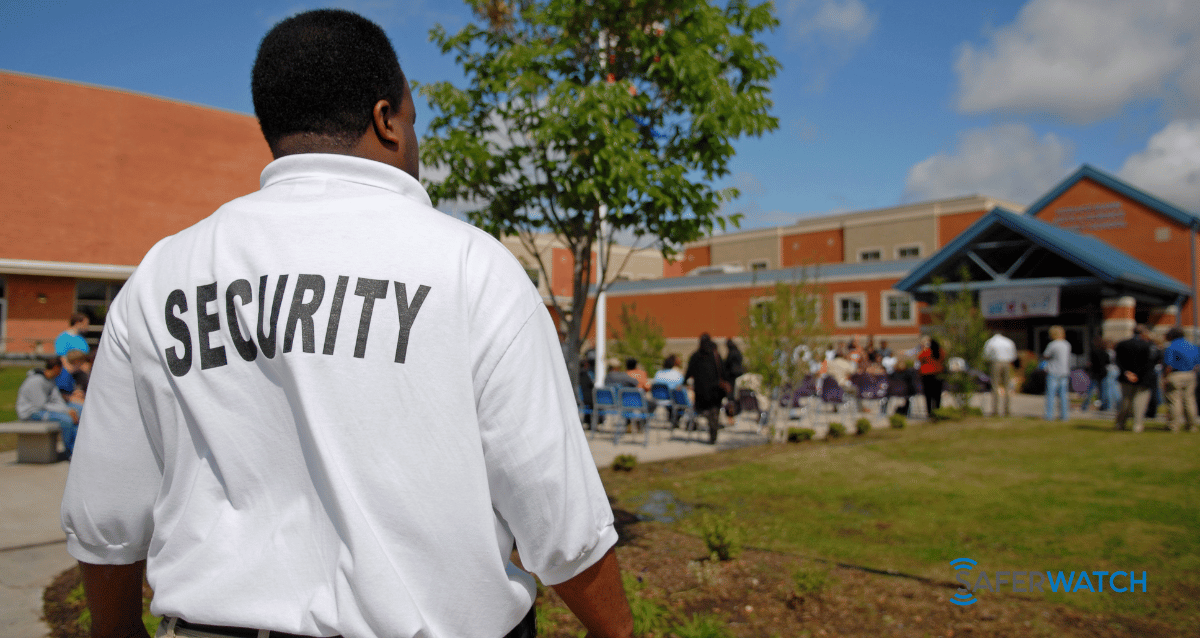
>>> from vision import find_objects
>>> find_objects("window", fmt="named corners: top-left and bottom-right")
top-left (881, 292), bottom-right (914, 325)
top-left (859, 249), bottom-right (881, 262)
top-left (896, 245), bottom-right (922, 259)
top-left (750, 259), bottom-right (770, 271)
top-left (76, 280), bottom-right (124, 348)
top-left (835, 293), bottom-right (866, 327)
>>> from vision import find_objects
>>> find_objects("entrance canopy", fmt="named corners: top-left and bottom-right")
top-left (894, 207), bottom-right (1190, 307)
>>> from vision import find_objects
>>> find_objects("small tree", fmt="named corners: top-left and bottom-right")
top-left (420, 0), bottom-right (781, 394)
top-left (608, 302), bottom-right (666, 376)
top-left (929, 269), bottom-right (989, 412)
top-left (738, 269), bottom-right (825, 430)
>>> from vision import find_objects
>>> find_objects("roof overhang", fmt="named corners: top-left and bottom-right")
top-left (0, 259), bottom-right (135, 280)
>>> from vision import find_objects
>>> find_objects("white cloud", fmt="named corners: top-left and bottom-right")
top-left (955, 0), bottom-right (1200, 123)
top-left (903, 124), bottom-right (1074, 204)
top-left (1118, 119), bottom-right (1200, 211)
top-left (784, 0), bottom-right (878, 89)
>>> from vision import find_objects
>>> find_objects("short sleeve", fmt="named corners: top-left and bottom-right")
top-left (61, 294), bottom-right (164, 565)
top-left (475, 305), bottom-right (617, 586)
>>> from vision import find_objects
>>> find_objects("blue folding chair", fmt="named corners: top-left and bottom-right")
top-left (650, 382), bottom-right (674, 425)
top-left (591, 386), bottom-right (620, 439)
top-left (616, 387), bottom-right (652, 447)
top-left (670, 387), bottom-right (699, 442)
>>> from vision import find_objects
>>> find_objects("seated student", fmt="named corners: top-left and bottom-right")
top-left (652, 354), bottom-right (685, 389)
top-left (625, 357), bottom-right (651, 391)
top-left (16, 357), bottom-right (80, 458)
top-left (57, 349), bottom-right (88, 407)
top-left (604, 358), bottom-right (640, 388)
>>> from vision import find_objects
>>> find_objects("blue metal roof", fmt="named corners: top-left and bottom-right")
top-left (894, 207), bottom-right (1191, 297)
top-left (598, 258), bottom-right (921, 296)
top-left (1026, 164), bottom-right (1200, 229)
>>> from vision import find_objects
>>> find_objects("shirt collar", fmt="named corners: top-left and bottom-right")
top-left (259, 153), bottom-right (433, 208)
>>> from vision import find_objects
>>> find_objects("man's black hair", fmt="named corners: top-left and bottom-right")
top-left (251, 9), bottom-right (406, 152)
top-left (1166, 327), bottom-right (1186, 341)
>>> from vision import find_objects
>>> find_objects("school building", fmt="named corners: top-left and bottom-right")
top-left (4, 70), bottom-right (1199, 367)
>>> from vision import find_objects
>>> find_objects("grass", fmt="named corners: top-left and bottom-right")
top-left (0, 364), bottom-right (36, 452)
top-left (603, 416), bottom-right (1200, 629)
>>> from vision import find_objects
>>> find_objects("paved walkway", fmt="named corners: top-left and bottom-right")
top-left (0, 392), bottom-right (1126, 637)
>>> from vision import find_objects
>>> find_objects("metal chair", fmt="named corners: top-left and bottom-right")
top-left (669, 387), bottom-right (699, 442)
top-left (855, 374), bottom-right (890, 415)
top-left (649, 382), bottom-right (674, 425)
top-left (591, 386), bottom-right (620, 439)
top-left (616, 387), bottom-right (652, 447)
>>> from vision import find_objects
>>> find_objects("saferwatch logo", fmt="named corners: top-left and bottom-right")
top-left (949, 557), bottom-right (1146, 606)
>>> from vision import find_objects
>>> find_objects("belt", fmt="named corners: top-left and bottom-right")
top-left (171, 618), bottom-right (338, 638)
top-left (169, 604), bottom-right (533, 638)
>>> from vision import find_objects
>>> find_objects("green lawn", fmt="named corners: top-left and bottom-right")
top-left (0, 364), bottom-right (37, 452)
top-left (601, 416), bottom-right (1200, 628)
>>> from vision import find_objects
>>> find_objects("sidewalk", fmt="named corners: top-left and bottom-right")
top-left (0, 392), bottom-right (1121, 637)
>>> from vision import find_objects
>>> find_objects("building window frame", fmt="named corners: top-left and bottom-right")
top-left (834, 292), bottom-right (867, 328)
top-left (880, 291), bottom-right (915, 326)
top-left (749, 259), bottom-right (770, 271)
top-left (895, 243), bottom-right (923, 260)
top-left (857, 247), bottom-right (883, 263)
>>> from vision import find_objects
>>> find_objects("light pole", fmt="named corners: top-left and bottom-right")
top-left (593, 203), bottom-right (608, 388)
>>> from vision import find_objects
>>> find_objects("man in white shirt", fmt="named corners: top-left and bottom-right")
top-left (61, 10), bottom-right (632, 638)
top-left (982, 331), bottom-right (1017, 417)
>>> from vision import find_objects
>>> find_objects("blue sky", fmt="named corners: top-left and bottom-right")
top-left (4, 0), bottom-right (1199, 231)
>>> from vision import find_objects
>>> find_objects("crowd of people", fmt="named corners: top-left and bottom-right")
top-left (578, 333), bottom-right (745, 444)
top-left (15, 312), bottom-right (94, 458)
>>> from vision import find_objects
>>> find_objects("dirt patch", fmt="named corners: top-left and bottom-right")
top-left (44, 523), bottom-right (1180, 638)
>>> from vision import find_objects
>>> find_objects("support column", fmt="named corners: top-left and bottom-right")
top-left (1101, 297), bottom-right (1136, 343)
top-left (1146, 304), bottom-right (1178, 338)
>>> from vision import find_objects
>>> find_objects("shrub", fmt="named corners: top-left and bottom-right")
top-left (695, 511), bottom-right (742, 561)
top-left (611, 454), bottom-right (638, 472)
top-left (855, 417), bottom-right (871, 435)
top-left (786, 427), bottom-right (813, 443)
top-left (623, 573), bottom-right (672, 636)
top-left (827, 422), bottom-right (846, 438)
top-left (673, 613), bottom-right (733, 638)
top-left (792, 566), bottom-right (830, 596)
top-left (931, 407), bottom-right (963, 421)
top-left (889, 413), bottom-right (907, 429)
top-left (966, 406), bottom-right (983, 417)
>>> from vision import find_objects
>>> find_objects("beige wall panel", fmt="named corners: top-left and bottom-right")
top-left (844, 217), bottom-right (936, 262)
top-left (710, 236), bottom-right (779, 269)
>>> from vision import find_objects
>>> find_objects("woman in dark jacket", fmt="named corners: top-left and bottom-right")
top-left (686, 333), bottom-right (727, 444)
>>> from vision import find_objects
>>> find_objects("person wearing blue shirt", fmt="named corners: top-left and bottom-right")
top-left (54, 313), bottom-right (90, 363)
top-left (1161, 327), bottom-right (1199, 432)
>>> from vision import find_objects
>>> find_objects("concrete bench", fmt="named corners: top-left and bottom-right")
top-left (0, 421), bottom-right (62, 464)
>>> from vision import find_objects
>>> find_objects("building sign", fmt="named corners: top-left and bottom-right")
top-left (981, 286), bottom-right (1060, 319)
top-left (1052, 202), bottom-right (1126, 231)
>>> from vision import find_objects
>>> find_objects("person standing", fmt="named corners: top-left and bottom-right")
top-left (60, 11), bottom-right (632, 638)
top-left (1042, 326), bottom-right (1072, 421)
top-left (1083, 337), bottom-right (1112, 411)
top-left (685, 333), bottom-right (727, 444)
top-left (1161, 327), bottom-right (1199, 432)
top-left (54, 313), bottom-right (90, 363)
top-left (1115, 325), bottom-right (1155, 433)
top-left (982, 331), bottom-right (1017, 417)
top-left (917, 336), bottom-right (945, 415)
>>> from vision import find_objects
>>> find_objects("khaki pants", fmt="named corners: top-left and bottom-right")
top-left (1116, 382), bottom-right (1151, 432)
top-left (1163, 370), bottom-right (1198, 432)
top-left (990, 361), bottom-right (1013, 416)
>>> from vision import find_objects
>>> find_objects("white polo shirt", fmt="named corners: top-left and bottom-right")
top-left (61, 154), bottom-right (616, 638)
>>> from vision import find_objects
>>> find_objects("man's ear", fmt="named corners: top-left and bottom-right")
top-left (371, 99), bottom-right (402, 148)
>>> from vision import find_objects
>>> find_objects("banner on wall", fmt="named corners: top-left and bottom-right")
top-left (980, 286), bottom-right (1060, 319)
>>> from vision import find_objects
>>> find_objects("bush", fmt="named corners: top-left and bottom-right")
top-left (966, 406), bottom-right (983, 417)
top-left (827, 422), bottom-right (846, 438)
top-left (889, 413), bottom-right (907, 429)
top-left (695, 511), bottom-right (742, 561)
top-left (786, 427), bottom-right (813, 443)
top-left (611, 454), bottom-right (638, 472)
top-left (855, 417), bottom-right (871, 435)
top-left (931, 407), bottom-right (963, 421)
top-left (792, 566), bottom-right (830, 596)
